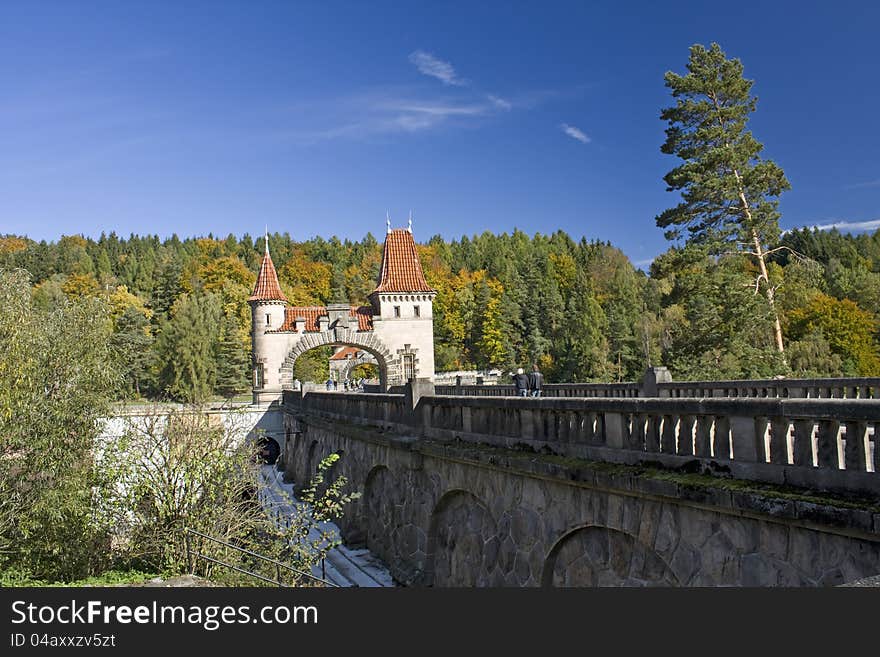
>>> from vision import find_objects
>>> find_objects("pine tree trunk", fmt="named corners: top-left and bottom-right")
top-left (735, 177), bottom-right (784, 354)
top-left (711, 92), bottom-right (786, 355)
top-left (749, 227), bottom-right (785, 353)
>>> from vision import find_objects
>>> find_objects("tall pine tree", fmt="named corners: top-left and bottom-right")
top-left (657, 43), bottom-right (790, 353)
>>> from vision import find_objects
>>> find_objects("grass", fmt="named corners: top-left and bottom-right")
top-left (0, 568), bottom-right (164, 587)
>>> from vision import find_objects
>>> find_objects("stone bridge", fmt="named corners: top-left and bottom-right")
top-left (279, 378), bottom-right (880, 586)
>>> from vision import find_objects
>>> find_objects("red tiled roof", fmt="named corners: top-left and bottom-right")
top-left (372, 229), bottom-right (435, 294)
top-left (330, 346), bottom-right (361, 360)
top-left (274, 306), bottom-right (374, 332)
top-left (248, 251), bottom-right (288, 302)
top-left (350, 305), bottom-right (374, 331)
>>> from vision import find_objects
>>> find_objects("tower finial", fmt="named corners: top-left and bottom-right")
top-left (386, 211), bottom-right (392, 234)
top-left (264, 225), bottom-right (270, 256)
top-left (408, 210), bottom-right (413, 233)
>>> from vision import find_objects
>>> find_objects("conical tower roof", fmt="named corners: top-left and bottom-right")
top-left (248, 237), bottom-right (288, 303)
top-left (372, 228), bottom-right (435, 294)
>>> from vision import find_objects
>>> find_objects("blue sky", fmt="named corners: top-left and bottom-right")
top-left (2, 1), bottom-right (878, 267)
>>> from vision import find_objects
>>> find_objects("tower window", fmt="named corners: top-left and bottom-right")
top-left (393, 306), bottom-right (401, 317)
top-left (403, 353), bottom-right (415, 381)
top-left (413, 305), bottom-right (420, 317)
top-left (254, 363), bottom-right (264, 389)
top-left (265, 313), bottom-right (270, 326)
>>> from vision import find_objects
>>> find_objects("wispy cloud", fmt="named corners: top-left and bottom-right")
top-left (487, 94), bottom-right (512, 110)
top-left (280, 91), bottom-right (505, 143)
top-left (379, 101), bottom-right (486, 117)
top-left (560, 123), bottom-right (590, 144)
top-left (813, 219), bottom-right (880, 232)
top-left (844, 178), bottom-right (880, 190)
top-left (409, 50), bottom-right (466, 86)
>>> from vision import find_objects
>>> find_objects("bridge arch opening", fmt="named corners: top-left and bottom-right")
top-left (542, 524), bottom-right (679, 587)
top-left (362, 465), bottom-right (395, 559)
top-left (425, 489), bottom-right (498, 587)
top-left (255, 436), bottom-right (280, 465)
top-left (302, 439), bottom-right (319, 491)
top-left (342, 358), bottom-right (379, 383)
top-left (280, 331), bottom-right (400, 390)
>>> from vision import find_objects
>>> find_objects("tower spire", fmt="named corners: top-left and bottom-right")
top-left (408, 210), bottom-right (413, 233)
top-left (249, 225), bottom-right (287, 303)
top-left (386, 211), bottom-right (392, 234)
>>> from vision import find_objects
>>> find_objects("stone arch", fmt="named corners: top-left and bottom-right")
top-left (340, 352), bottom-right (379, 381)
top-left (279, 329), bottom-right (401, 390)
top-left (363, 465), bottom-right (395, 560)
top-left (283, 427), bottom-right (302, 482)
top-left (301, 439), bottom-right (319, 492)
top-left (256, 436), bottom-right (280, 465)
top-left (244, 430), bottom-right (280, 465)
top-left (425, 489), bottom-right (498, 587)
top-left (542, 524), bottom-right (679, 587)
top-left (316, 449), bottom-right (345, 498)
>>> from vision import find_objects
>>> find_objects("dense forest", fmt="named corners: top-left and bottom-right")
top-left (1, 223), bottom-right (878, 403)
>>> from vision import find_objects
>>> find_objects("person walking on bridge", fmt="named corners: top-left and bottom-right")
top-left (513, 368), bottom-right (530, 397)
top-left (528, 363), bottom-right (544, 397)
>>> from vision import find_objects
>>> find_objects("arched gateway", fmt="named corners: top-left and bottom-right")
top-left (249, 224), bottom-right (437, 403)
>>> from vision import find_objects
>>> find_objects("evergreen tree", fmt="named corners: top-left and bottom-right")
top-left (152, 256), bottom-right (184, 318)
top-left (657, 43), bottom-right (790, 353)
top-left (215, 315), bottom-right (250, 401)
top-left (111, 305), bottom-right (154, 398)
top-left (154, 292), bottom-right (223, 403)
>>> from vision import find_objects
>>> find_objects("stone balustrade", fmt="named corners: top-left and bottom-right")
top-left (284, 389), bottom-right (880, 497)
top-left (435, 377), bottom-right (880, 400)
top-left (657, 377), bottom-right (879, 399)
top-left (284, 389), bottom-right (409, 428)
top-left (434, 383), bottom-right (640, 397)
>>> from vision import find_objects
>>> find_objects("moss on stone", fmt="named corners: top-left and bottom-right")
top-left (426, 439), bottom-right (880, 513)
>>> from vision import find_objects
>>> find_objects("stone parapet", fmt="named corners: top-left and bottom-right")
top-left (283, 388), bottom-right (880, 498)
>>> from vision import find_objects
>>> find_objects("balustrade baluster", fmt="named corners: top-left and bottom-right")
top-left (694, 416), bottom-right (712, 457)
top-left (792, 420), bottom-right (815, 467)
top-left (713, 416), bottom-right (731, 459)
top-left (769, 418), bottom-right (790, 465)
top-left (843, 421), bottom-right (868, 471)
top-left (643, 414), bottom-right (660, 453)
top-left (816, 420), bottom-right (841, 468)
top-left (678, 415), bottom-right (696, 455)
top-left (661, 414), bottom-right (677, 454)
top-left (563, 411), bottom-right (575, 443)
top-left (730, 416), bottom-right (766, 463)
top-left (592, 412), bottom-right (605, 445)
top-left (873, 426), bottom-right (879, 473)
top-left (623, 414), bottom-right (640, 450)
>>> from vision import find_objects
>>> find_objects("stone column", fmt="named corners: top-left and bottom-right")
top-left (640, 366), bottom-right (673, 398)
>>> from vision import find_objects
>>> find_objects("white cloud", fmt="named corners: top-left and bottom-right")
top-left (382, 101), bottom-right (486, 117)
top-left (487, 94), bottom-right (512, 110)
top-left (785, 218), bottom-right (880, 234)
top-left (409, 50), bottom-right (466, 86)
top-left (560, 123), bottom-right (590, 144)
top-left (810, 219), bottom-right (880, 233)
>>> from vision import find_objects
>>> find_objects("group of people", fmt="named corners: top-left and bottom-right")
top-left (512, 364), bottom-right (544, 397)
top-left (325, 377), bottom-right (364, 391)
